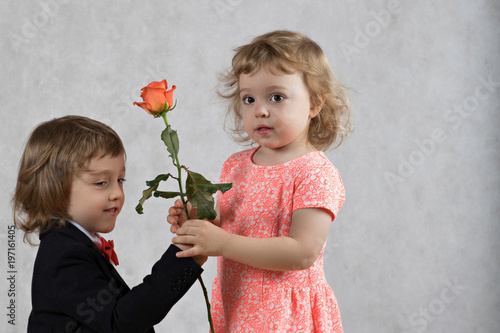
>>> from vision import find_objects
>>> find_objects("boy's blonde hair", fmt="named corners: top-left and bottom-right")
top-left (219, 30), bottom-right (351, 151)
top-left (12, 115), bottom-right (125, 244)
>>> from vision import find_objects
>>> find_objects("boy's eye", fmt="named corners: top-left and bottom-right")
top-left (242, 96), bottom-right (255, 104)
top-left (95, 181), bottom-right (107, 187)
top-left (118, 178), bottom-right (126, 184)
top-left (270, 94), bottom-right (284, 102)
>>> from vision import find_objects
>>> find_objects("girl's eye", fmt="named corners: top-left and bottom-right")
top-left (270, 94), bottom-right (284, 102)
top-left (118, 178), bottom-right (126, 184)
top-left (95, 181), bottom-right (107, 187)
top-left (242, 96), bottom-right (255, 104)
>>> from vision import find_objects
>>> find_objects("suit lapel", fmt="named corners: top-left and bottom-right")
top-left (57, 223), bottom-right (131, 293)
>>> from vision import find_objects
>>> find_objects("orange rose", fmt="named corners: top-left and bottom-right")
top-left (133, 80), bottom-right (176, 116)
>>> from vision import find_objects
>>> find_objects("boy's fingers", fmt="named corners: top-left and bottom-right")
top-left (168, 206), bottom-right (178, 216)
top-left (170, 224), bottom-right (179, 233)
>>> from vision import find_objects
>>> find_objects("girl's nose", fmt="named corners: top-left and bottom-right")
top-left (254, 102), bottom-right (270, 118)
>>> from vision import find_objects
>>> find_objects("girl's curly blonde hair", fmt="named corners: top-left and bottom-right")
top-left (219, 30), bottom-right (351, 151)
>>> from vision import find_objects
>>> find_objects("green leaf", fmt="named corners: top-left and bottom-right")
top-left (136, 185), bottom-right (158, 214)
top-left (161, 126), bottom-right (179, 159)
top-left (197, 183), bottom-right (233, 193)
top-left (192, 191), bottom-right (217, 220)
top-left (154, 191), bottom-right (182, 199)
top-left (136, 174), bottom-right (173, 214)
top-left (185, 170), bottom-right (232, 220)
top-left (135, 203), bottom-right (144, 214)
top-left (146, 174), bottom-right (171, 187)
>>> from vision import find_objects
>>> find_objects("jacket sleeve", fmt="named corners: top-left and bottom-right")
top-left (30, 235), bottom-right (203, 333)
top-left (112, 245), bottom-right (203, 331)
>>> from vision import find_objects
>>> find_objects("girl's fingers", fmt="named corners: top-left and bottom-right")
top-left (176, 248), bottom-right (194, 258)
top-left (176, 222), bottom-right (191, 232)
top-left (172, 235), bottom-right (192, 244)
top-left (174, 243), bottom-right (203, 258)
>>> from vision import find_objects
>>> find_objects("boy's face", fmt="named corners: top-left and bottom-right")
top-left (67, 154), bottom-right (126, 234)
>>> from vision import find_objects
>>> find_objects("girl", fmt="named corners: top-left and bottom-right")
top-left (168, 30), bottom-right (351, 332)
top-left (13, 115), bottom-right (205, 333)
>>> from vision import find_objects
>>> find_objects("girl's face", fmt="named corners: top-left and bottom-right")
top-left (67, 154), bottom-right (126, 234)
top-left (239, 68), bottom-right (320, 161)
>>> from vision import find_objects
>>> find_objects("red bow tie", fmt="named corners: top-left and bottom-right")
top-left (99, 237), bottom-right (119, 266)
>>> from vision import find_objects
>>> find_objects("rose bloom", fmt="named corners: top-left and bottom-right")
top-left (133, 80), bottom-right (176, 116)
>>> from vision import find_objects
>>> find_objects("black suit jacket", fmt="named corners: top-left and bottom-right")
top-left (28, 223), bottom-right (203, 333)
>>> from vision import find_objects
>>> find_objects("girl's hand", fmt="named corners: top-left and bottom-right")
top-left (172, 220), bottom-right (228, 258)
top-left (173, 242), bottom-right (208, 266)
top-left (166, 199), bottom-right (198, 233)
top-left (175, 208), bottom-right (332, 271)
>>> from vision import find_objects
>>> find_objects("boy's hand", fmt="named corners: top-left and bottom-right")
top-left (166, 199), bottom-right (198, 233)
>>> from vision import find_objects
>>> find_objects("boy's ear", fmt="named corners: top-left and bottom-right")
top-left (309, 96), bottom-right (325, 118)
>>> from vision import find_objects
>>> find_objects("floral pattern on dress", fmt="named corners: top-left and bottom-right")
top-left (212, 148), bottom-right (345, 332)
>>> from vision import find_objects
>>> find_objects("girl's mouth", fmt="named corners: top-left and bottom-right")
top-left (256, 126), bottom-right (273, 135)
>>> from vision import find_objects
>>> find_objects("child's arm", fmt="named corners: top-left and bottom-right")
top-left (30, 226), bottom-right (204, 333)
top-left (172, 207), bottom-right (331, 271)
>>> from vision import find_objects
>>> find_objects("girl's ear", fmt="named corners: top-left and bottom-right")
top-left (309, 95), bottom-right (325, 118)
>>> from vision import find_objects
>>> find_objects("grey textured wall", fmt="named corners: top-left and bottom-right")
top-left (1, 1), bottom-right (499, 332)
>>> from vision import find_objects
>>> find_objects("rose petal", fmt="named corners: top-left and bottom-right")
top-left (164, 85), bottom-right (176, 109)
top-left (146, 80), bottom-right (168, 90)
top-left (133, 80), bottom-right (176, 115)
top-left (141, 87), bottom-right (169, 113)
top-left (133, 101), bottom-right (154, 115)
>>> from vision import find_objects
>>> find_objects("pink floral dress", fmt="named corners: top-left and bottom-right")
top-left (211, 148), bottom-right (345, 332)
